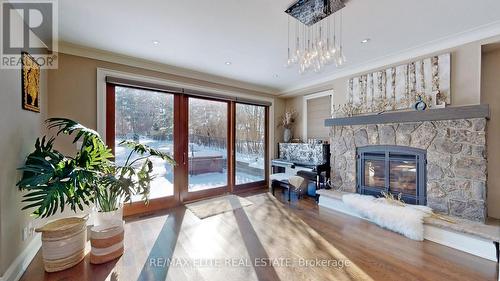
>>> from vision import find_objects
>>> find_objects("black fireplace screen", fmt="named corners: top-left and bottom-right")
top-left (357, 145), bottom-right (427, 205)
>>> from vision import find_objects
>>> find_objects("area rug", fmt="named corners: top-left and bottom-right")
top-left (185, 195), bottom-right (253, 219)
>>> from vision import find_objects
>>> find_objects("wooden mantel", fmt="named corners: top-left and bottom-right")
top-left (324, 104), bottom-right (490, 127)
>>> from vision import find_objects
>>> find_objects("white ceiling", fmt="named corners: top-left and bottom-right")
top-left (58, 0), bottom-right (500, 95)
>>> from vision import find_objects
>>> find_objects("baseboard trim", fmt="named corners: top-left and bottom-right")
top-left (0, 234), bottom-right (41, 281)
top-left (425, 225), bottom-right (497, 261)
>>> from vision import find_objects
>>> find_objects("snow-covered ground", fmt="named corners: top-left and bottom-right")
top-left (236, 153), bottom-right (265, 169)
top-left (187, 170), bottom-right (263, 192)
top-left (115, 137), bottom-right (264, 199)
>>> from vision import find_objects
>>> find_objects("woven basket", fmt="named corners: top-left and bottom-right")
top-left (90, 221), bottom-right (124, 264)
top-left (35, 216), bottom-right (88, 272)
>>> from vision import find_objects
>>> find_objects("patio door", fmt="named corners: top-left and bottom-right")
top-left (179, 97), bottom-right (230, 202)
top-left (106, 82), bottom-right (269, 215)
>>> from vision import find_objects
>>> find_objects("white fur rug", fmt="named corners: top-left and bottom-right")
top-left (342, 194), bottom-right (433, 241)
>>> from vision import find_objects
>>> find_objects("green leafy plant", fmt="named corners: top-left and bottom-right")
top-left (97, 140), bottom-right (176, 212)
top-left (17, 118), bottom-right (176, 218)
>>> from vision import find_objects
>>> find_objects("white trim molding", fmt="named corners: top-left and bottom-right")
top-left (0, 234), bottom-right (41, 281)
top-left (302, 90), bottom-right (334, 141)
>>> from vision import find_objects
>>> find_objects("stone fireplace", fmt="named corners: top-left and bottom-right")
top-left (329, 117), bottom-right (488, 222)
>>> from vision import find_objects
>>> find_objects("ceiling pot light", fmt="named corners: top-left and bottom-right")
top-left (361, 38), bottom-right (371, 44)
top-left (273, 74), bottom-right (279, 78)
top-left (225, 61), bottom-right (232, 65)
top-left (152, 40), bottom-right (160, 46)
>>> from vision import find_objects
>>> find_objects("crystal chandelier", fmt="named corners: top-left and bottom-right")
top-left (285, 0), bottom-right (347, 74)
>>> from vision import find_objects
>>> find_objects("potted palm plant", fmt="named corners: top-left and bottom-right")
top-left (17, 118), bottom-right (175, 271)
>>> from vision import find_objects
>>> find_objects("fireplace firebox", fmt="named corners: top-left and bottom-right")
top-left (356, 145), bottom-right (427, 205)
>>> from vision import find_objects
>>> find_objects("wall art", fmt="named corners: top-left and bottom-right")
top-left (338, 53), bottom-right (450, 117)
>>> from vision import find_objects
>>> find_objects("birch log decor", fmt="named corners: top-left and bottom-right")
top-left (335, 53), bottom-right (451, 117)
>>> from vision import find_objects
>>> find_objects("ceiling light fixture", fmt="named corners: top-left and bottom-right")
top-left (285, 0), bottom-right (347, 74)
top-left (361, 38), bottom-right (370, 44)
top-left (225, 61), bottom-right (232, 65)
top-left (152, 40), bottom-right (160, 46)
top-left (273, 74), bottom-right (279, 78)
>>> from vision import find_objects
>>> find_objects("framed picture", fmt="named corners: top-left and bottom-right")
top-left (21, 52), bottom-right (41, 113)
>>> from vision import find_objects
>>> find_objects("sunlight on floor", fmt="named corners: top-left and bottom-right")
top-left (165, 193), bottom-right (374, 281)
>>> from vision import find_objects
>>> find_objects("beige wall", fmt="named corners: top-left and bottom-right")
top-left (273, 98), bottom-right (286, 155)
top-left (0, 8), bottom-right (51, 276)
top-left (284, 96), bottom-right (304, 141)
top-left (0, 67), bottom-right (47, 275)
top-left (481, 46), bottom-right (500, 219)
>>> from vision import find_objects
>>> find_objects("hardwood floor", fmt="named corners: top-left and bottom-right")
top-left (20, 189), bottom-right (498, 281)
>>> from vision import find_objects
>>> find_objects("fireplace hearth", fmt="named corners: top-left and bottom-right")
top-left (357, 145), bottom-right (427, 205)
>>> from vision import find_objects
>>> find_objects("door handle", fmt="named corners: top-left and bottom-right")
top-left (183, 152), bottom-right (186, 165)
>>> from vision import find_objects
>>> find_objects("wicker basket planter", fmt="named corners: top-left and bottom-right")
top-left (90, 221), bottom-right (124, 264)
top-left (35, 216), bottom-right (88, 272)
